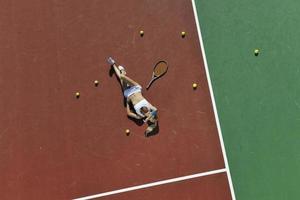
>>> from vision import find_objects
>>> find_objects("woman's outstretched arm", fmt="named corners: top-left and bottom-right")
top-left (126, 102), bottom-right (141, 119)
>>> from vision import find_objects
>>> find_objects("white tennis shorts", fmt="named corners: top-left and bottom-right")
top-left (123, 85), bottom-right (142, 98)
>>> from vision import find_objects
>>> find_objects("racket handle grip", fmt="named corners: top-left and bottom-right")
top-left (146, 80), bottom-right (153, 90)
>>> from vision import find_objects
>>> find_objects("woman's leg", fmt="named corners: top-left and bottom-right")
top-left (120, 74), bottom-right (140, 87)
top-left (112, 64), bottom-right (128, 89)
top-left (112, 64), bottom-right (140, 90)
top-left (112, 64), bottom-right (122, 79)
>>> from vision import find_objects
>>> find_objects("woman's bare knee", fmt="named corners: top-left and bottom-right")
top-left (119, 74), bottom-right (126, 80)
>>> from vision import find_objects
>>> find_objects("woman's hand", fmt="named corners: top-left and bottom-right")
top-left (143, 111), bottom-right (157, 123)
top-left (127, 103), bottom-right (142, 120)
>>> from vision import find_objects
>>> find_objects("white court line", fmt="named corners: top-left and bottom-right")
top-left (73, 168), bottom-right (227, 200)
top-left (191, 0), bottom-right (236, 200)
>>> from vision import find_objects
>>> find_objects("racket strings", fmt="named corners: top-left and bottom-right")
top-left (154, 62), bottom-right (168, 76)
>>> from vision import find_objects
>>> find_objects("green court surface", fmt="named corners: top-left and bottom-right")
top-left (195, 0), bottom-right (300, 199)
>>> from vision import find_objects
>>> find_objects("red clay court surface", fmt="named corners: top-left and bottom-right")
top-left (0, 0), bottom-right (234, 199)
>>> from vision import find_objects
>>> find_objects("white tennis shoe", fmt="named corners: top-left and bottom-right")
top-left (107, 57), bottom-right (115, 65)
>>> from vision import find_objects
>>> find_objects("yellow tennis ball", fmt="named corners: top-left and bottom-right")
top-left (139, 30), bottom-right (144, 36)
top-left (75, 92), bottom-right (80, 98)
top-left (181, 31), bottom-right (186, 37)
top-left (125, 129), bottom-right (130, 135)
top-left (94, 80), bottom-right (99, 86)
top-left (192, 83), bottom-right (197, 89)
top-left (254, 49), bottom-right (259, 55)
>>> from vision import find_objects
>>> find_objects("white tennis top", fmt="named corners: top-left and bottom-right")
top-left (134, 99), bottom-right (151, 117)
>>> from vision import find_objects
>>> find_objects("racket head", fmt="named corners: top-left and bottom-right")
top-left (153, 60), bottom-right (168, 77)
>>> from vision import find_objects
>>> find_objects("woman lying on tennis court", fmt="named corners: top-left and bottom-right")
top-left (107, 57), bottom-right (158, 127)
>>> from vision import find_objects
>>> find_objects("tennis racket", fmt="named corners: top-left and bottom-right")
top-left (146, 60), bottom-right (168, 90)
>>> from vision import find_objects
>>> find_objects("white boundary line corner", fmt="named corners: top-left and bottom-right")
top-left (191, 0), bottom-right (236, 199)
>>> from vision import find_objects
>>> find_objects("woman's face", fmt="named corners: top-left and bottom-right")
top-left (141, 106), bottom-right (149, 115)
